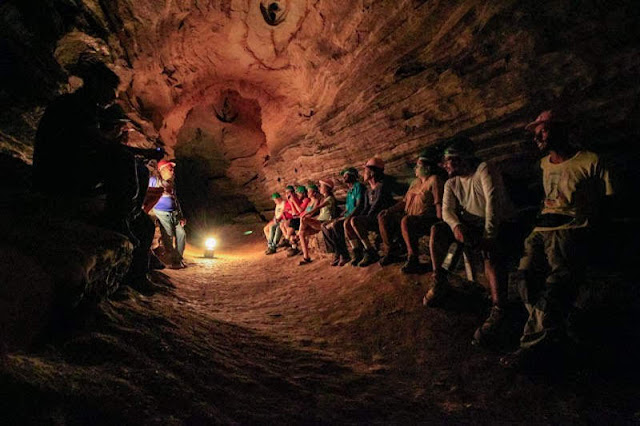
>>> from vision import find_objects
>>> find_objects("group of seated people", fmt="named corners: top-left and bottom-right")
top-left (263, 109), bottom-right (614, 366)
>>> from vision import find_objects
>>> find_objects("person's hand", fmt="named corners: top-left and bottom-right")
top-left (179, 218), bottom-right (187, 226)
top-left (453, 225), bottom-right (465, 243)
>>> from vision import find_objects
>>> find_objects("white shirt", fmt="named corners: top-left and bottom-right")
top-left (443, 162), bottom-right (514, 239)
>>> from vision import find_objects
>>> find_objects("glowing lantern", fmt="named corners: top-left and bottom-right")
top-left (204, 237), bottom-right (217, 258)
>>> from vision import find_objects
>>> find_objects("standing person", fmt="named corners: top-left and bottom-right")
top-left (423, 137), bottom-right (514, 346)
top-left (264, 192), bottom-right (286, 255)
top-left (32, 60), bottom-right (134, 236)
top-left (501, 111), bottom-right (614, 367)
top-left (149, 160), bottom-right (187, 269)
top-left (377, 149), bottom-right (444, 272)
top-left (321, 167), bottom-right (367, 266)
top-left (350, 157), bottom-right (396, 267)
top-left (284, 185), bottom-right (310, 257)
top-left (298, 179), bottom-right (338, 265)
top-left (99, 104), bottom-right (163, 293)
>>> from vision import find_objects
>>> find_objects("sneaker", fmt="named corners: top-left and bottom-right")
top-left (298, 257), bottom-right (312, 266)
top-left (330, 255), bottom-right (340, 266)
top-left (287, 247), bottom-right (300, 257)
top-left (472, 305), bottom-right (505, 346)
top-left (350, 248), bottom-right (364, 266)
top-left (168, 262), bottom-right (184, 270)
top-left (338, 254), bottom-right (351, 266)
top-left (359, 249), bottom-right (380, 267)
top-left (265, 246), bottom-right (277, 255)
top-left (422, 274), bottom-right (449, 307)
top-left (401, 255), bottom-right (421, 274)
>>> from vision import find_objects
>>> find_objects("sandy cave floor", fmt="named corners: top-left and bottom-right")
top-left (1, 226), bottom-right (639, 424)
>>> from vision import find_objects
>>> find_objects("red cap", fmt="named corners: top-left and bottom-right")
top-left (158, 160), bottom-right (176, 170)
top-left (319, 178), bottom-right (334, 189)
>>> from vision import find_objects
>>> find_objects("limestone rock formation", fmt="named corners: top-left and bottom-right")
top-left (1, 0), bottom-right (639, 217)
top-left (0, 194), bottom-right (133, 350)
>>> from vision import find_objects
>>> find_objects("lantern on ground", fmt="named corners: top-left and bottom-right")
top-left (204, 237), bottom-right (217, 258)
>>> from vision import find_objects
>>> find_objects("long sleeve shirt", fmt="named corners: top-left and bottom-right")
top-left (442, 162), bottom-right (514, 239)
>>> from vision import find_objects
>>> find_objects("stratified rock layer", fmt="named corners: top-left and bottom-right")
top-left (1, 0), bottom-right (639, 215)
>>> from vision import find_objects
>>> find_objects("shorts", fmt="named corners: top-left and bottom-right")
top-left (290, 218), bottom-right (301, 230)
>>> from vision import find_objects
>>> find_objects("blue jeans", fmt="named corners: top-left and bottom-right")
top-left (154, 209), bottom-right (186, 263)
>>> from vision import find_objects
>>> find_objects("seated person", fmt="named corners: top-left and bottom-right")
top-left (298, 179), bottom-right (338, 265)
top-left (378, 149), bottom-right (444, 272)
top-left (264, 192), bottom-right (286, 254)
top-left (350, 157), bottom-right (396, 267)
top-left (283, 185), bottom-right (310, 256)
top-left (423, 137), bottom-right (515, 347)
top-left (277, 185), bottom-right (295, 247)
top-left (321, 167), bottom-right (367, 266)
top-left (501, 110), bottom-right (614, 367)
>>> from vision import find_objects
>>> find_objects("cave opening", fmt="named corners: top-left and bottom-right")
top-left (1, 0), bottom-right (640, 423)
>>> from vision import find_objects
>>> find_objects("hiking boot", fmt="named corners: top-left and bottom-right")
top-left (150, 253), bottom-right (166, 270)
top-left (338, 254), bottom-right (351, 266)
top-left (401, 255), bottom-right (421, 274)
top-left (277, 239), bottom-right (290, 248)
top-left (500, 348), bottom-right (537, 370)
top-left (359, 249), bottom-right (380, 267)
top-left (422, 273), bottom-right (449, 307)
top-left (350, 248), bottom-right (364, 266)
top-left (379, 251), bottom-right (400, 266)
top-left (330, 255), bottom-right (341, 266)
top-left (287, 247), bottom-right (300, 257)
top-left (168, 262), bottom-right (184, 270)
top-left (472, 305), bottom-right (505, 346)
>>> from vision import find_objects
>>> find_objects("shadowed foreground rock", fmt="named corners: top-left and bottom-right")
top-left (0, 194), bottom-right (132, 350)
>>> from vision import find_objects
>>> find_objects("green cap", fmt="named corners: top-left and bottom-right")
top-left (271, 192), bottom-right (281, 199)
top-left (340, 167), bottom-right (358, 177)
top-left (444, 137), bottom-right (475, 159)
top-left (417, 147), bottom-right (439, 164)
top-left (307, 184), bottom-right (318, 191)
top-left (285, 185), bottom-right (295, 192)
top-left (295, 185), bottom-right (306, 194)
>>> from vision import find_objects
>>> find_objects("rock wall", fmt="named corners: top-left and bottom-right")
top-left (2, 0), bottom-right (639, 215)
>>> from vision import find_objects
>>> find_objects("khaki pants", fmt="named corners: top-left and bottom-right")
top-left (514, 228), bottom-right (588, 348)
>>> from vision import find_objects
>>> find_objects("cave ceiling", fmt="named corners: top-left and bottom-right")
top-left (1, 0), bottom-right (640, 212)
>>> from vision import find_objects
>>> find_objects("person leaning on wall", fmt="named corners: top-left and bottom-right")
top-left (500, 110), bottom-right (614, 369)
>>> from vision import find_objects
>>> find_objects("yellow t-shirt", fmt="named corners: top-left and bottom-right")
top-left (536, 150), bottom-right (613, 230)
